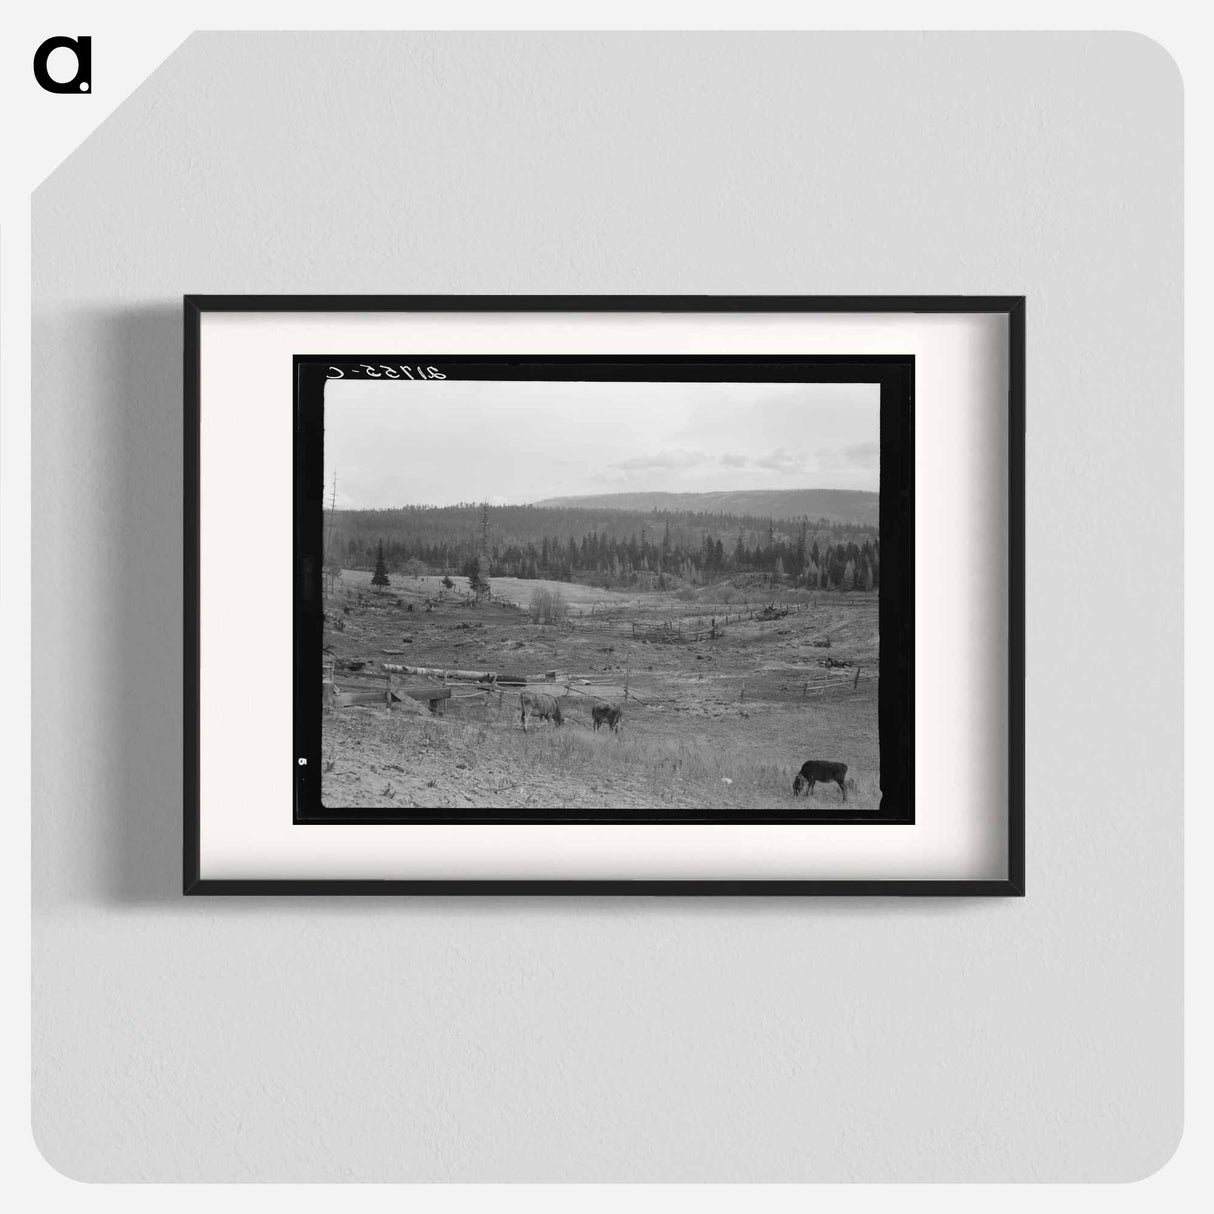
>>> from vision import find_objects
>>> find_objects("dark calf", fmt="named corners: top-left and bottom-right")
top-left (591, 701), bottom-right (624, 733)
top-left (792, 760), bottom-right (848, 801)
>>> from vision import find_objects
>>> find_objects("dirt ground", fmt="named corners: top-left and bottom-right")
top-left (320, 572), bottom-right (880, 812)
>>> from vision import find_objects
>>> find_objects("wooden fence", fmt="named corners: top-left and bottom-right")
top-left (559, 601), bottom-right (825, 643)
top-left (324, 655), bottom-right (871, 714)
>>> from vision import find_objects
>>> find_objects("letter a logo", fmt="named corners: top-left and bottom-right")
top-left (34, 35), bottom-right (92, 94)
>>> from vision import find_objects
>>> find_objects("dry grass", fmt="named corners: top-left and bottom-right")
top-left (507, 720), bottom-right (878, 809)
top-left (322, 690), bottom-right (880, 812)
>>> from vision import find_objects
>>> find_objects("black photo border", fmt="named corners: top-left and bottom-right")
top-left (295, 355), bottom-right (912, 827)
top-left (184, 296), bottom-right (1025, 896)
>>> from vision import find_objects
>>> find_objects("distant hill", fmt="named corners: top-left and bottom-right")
top-left (329, 493), bottom-right (878, 585)
top-left (532, 489), bottom-right (879, 526)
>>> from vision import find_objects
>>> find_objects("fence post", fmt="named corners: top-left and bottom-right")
top-left (624, 668), bottom-right (630, 701)
top-left (740, 679), bottom-right (746, 703)
top-left (853, 664), bottom-right (861, 690)
top-left (385, 669), bottom-right (394, 711)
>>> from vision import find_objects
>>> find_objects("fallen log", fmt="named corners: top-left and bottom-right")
top-left (381, 663), bottom-right (489, 679)
top-left (381, 663), bottom-right (558, 682)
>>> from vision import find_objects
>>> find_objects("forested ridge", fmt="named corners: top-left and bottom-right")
top-left (329, 499), bottom-right (880, 591)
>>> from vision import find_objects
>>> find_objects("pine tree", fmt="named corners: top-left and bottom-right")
top-left (371, 541), bottom-right (390, 587)
top-left (464, 555), bottom-right (487, 597)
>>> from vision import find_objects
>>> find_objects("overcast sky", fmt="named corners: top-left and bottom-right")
top-left (324, 378), bottom-right (880, 508)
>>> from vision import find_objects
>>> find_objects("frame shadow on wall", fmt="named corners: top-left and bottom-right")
top-left (95, 305), bottom-right (186, 904)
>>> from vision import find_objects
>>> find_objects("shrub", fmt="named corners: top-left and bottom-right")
top-left (530, 587), bottom-right (568, 625)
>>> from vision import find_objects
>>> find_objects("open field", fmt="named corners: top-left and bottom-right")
top-left (340, 570), bottom-right (670, 614)
top-left (321, 573), bottom-right (880, 812)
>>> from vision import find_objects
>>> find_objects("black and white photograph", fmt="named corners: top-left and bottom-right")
top-left (296, 356), bottom-right (914, 823)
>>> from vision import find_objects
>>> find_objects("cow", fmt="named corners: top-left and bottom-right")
top-left (520, 690), bottom-right (563, 732)
top-left (792, 760), bottom-right (848, 801)
top-left (591, 701), bottom-right (624, 733)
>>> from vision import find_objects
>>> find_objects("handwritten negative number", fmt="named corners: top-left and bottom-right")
top-left (326, 365), bottom-right (447, 380)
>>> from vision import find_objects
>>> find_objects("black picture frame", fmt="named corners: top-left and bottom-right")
top-left (184, 295), bottom-right (1025, 896)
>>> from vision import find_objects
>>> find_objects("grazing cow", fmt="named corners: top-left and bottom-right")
top-left (520, 690), bottom-right (563, 732)
top-left (792, 760), bottom-right (848, 801)
top-left (591, 701), bottom-right (624, 733)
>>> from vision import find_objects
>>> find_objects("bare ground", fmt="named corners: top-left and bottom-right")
top-left (321, 574), bottom-right (880, 812)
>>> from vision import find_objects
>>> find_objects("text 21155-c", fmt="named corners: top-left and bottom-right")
top-left (326, 364), bottom-right (446, 380)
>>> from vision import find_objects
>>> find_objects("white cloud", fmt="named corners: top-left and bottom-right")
top-left (843, 440), bottom-right (879, 467)
top-left (717, 448), bottom-right (806, 473)
top-left (612, 449), bottom-right (710, 471)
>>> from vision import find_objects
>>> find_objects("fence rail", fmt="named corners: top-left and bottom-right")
top-left (556, 599), bottom-right (853, 642)
top-left (324, 654), bottom-right (874, 714)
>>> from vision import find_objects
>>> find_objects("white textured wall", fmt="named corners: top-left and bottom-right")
top-left (32, 32), bottom-right (1182, 1181)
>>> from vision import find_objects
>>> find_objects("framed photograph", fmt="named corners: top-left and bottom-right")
top-left (185, 296), bottom-right (1024, 894)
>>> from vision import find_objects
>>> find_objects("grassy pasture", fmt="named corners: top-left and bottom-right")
top-left (321, 568), bottom-right (881, 813)
top-left (322, 679), bottom-right (879, 812)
